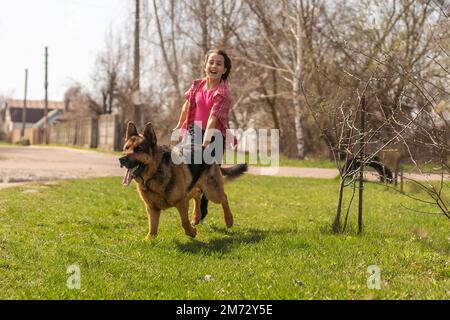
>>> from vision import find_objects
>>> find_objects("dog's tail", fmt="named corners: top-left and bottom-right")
top-left (220, 163), bottom-right (248, 181)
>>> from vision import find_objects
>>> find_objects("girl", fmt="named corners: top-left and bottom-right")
top-left (173, 49), bottom-right (233, 222)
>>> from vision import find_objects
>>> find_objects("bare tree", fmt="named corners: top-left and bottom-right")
top-left (243, 0), bottom-right (308, 158)
top-left (86, 0), bottom-right (448, 166)
top-left (92, 29), bottom-right (127, 115)
top-left (152, 0), bottom-right (183, 103)
top-left (63, 84), bottom-right (103, 119)
top-left (300, 0), bottom-right (449, 232)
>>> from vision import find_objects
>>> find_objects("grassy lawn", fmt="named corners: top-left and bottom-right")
top-left (275, 155), bottom-right (335, 168)
top-left (0, 176), bottom-right (448, 299)
top-left (224, 152), bottom-right (335, 168)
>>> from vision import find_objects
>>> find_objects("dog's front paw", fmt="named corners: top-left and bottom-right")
top-left (186, 227), bottom-right (197, 238)
top-left (144, 232), bottom-right (157, 240)
top-left (225, 215), bottom-right (233, 228)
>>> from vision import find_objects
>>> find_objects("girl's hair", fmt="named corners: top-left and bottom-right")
top-left (204, 49), bottom-right (232, 82)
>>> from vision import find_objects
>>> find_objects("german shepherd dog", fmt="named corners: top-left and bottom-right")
top-left (119, 122), bottom-right (247, 239)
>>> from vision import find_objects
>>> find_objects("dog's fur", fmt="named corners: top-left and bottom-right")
top-left (343, 155), bottom-right (394, 183)
top-left (119, 121), bottom-right (247, 239)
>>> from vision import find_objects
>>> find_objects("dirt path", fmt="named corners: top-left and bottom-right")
top-left (0, 145), bottom-right (445, 189)
top-left (0, 146), bottom-right (123, 189)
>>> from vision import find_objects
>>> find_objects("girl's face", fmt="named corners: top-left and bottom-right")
top-left (205, 53), bottom-right (227, 81)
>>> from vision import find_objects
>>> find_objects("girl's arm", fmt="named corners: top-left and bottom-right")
top-left (174, 100), bottom-right (189, 130)
top-left (203, 115), bottom-right (218, 147)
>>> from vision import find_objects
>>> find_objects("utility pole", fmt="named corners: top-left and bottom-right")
top-left (21, 69), bottom-right (28, 139)
top-left (133, 0), bottom-right (141, 127)
top-left (134, 0), bottom-right (140, 92)
top-left (44, 46), bottom-right (49, 144)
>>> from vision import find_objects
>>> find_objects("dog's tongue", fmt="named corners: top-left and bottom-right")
top-left (122, 168), bottom-right (135, 186)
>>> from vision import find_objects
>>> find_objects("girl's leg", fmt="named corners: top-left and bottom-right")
top-left (200, 192), bottom-right (209, 220)
top-left (200, 131), bottom-right (224, 221)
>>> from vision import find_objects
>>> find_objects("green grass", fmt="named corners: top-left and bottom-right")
top-left (277, 154), bottom-right (335, 168)
top-left (224, 152), bottom-right (335, 168)
top-left (401, 162), bottom-right (449, 174)
top-left (0, 176), bottom-right (448, 299)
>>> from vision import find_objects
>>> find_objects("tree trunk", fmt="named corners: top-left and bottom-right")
top-left (153, 0), bottom-right (182, 102)
top-left (200, 0), bottom-right (209, 56)
top-left (333, 178), bottom-right (345, 233)
top-left (293, 0), bottom-right (305, 159)
top-left (293, 79), bottom-right (305, 159)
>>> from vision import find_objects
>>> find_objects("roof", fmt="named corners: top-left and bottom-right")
top-left (32, 109), bottom-right (61, 128)
top-left (6, 99), bottom-right (64, 110)
top-left (8, 107), bottom-right (59, 123)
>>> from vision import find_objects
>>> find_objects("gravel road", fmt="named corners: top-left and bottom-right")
top-left (0, 145), bottom-right (444, 189)
top-left (0, 146), bottom-right (123, 188)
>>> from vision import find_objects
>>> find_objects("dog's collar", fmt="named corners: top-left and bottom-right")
top-left (137, 173), bottom-right (150, 192)
top-left (136, 147), bottom-right (165, 193)
top-left (137, 165), bottom-right (157, 192)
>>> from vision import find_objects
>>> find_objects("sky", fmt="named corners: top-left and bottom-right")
top-left (0, 0), bottom-right (128, 101)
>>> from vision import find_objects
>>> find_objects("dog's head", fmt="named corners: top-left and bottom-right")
top-left (119, 121), bottom-right (158, 186)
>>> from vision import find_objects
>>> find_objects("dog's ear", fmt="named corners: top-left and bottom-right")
top-left (125, 121), bottom-right (138, 140)
top-left (143, 122), bottom-right (157, 147)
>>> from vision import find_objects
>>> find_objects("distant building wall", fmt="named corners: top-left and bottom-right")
top-left (98, 114), bottom-right (120, 151)
top-left (48, 118), bottom-right (97, 148)
top-left (76, 117), bottom-right (98, 148)
top-left (8, 128), bottom-right (42, 144)
top-left (49, 121), bottom-right (77, 145)
top-left (9, 114), bottom-right (122, 151)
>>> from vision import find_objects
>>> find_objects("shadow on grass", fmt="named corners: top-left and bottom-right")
top-left (175, 227), bottom-right (268, 255)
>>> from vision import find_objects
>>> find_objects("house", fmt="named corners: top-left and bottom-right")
top-left (2, 99), bottom-right (65, 133)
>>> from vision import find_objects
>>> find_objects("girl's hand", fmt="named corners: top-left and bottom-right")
top-left (202, 139), bottom-right (211, 148)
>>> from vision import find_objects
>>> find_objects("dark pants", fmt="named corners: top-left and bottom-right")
top-left (188, 124), bottom-right (224, 220)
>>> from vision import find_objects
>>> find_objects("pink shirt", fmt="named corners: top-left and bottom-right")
top-left (193, 82), bottom-right (217, 129)
top-left (182, 78), bottom-right (236, 146)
